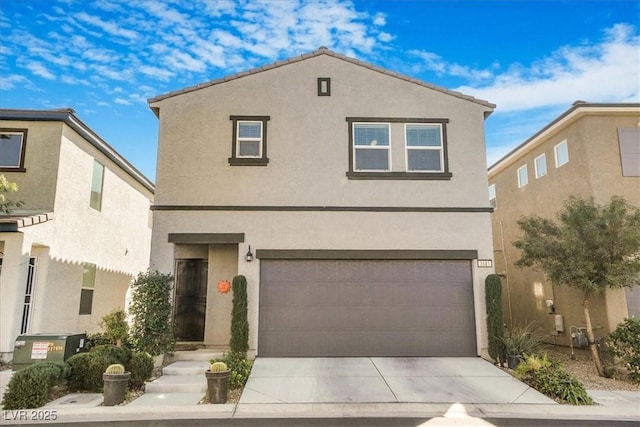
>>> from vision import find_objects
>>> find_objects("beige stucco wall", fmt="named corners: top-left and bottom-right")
top-left (489, 109), bottom-right (640, 345)
top-left (0, 120), bottom-right (153, 360)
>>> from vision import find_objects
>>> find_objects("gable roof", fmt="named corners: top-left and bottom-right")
top-left (488, 101), bottom-right (640, 177)
top-left (148, 47), bottom-right (495, 115)
top-left (0, 108), bottom-right (154, 192)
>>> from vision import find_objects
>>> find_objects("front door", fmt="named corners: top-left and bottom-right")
top-left (174, 259), bottom-right (208, 341)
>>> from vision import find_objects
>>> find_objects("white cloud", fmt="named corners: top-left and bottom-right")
top-left (74, 11), bottom-right (139, 41)
top-left (0, 74), bottom-right (30, 90)
top-left (114, 97), bottom-right (132, 105)
top-left (23, 60), bottom-right (55, 79)
top-left (455, 23), bottom-right (640, 111)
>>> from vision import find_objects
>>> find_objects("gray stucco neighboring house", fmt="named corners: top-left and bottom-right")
top-left (148, 48), bottom-right (496, 358)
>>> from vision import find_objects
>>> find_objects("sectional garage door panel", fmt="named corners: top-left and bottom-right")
top-left (258, 259), bottom-right (476, 357)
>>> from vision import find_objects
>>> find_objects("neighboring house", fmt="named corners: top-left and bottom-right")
top-left (148, 47), bottom-right (496, 358)
top-left (0, 108), bottom-right (154, 362)
top-left (488, 102), bottom-right (640, 347)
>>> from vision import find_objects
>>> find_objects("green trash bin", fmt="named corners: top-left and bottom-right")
top-left (13, 333), bottom-right (88, 371)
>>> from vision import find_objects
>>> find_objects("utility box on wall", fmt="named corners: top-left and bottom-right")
top-left (554, 314), bottom-right (564, 333)
top-left (13, 333), bottom-right (88, 371)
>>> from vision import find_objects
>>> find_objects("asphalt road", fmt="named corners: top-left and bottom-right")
top-left (25, 418), bottom-right (639, 427)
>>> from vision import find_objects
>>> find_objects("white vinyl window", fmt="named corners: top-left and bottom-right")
top-left (517, 164), bottom-right (528, 188)
top-left (0, 129), bottom-right (27, 170)
top-left (79, 262), bottom-right (96, 315)
top-left (90, 160), bottom-right (104, 211)
top-left (353, 123), bottom-right (390, 171)
top-left (554, 140), bottom-right (569, 168)
top-left (236, 121), bottom-right (263, 158)
top-left (405, 124), bottom-right (444, 172)
top-left (488, 184), bottom-right (496, 208)
top-left (534, 154), bottom-right (547, 178)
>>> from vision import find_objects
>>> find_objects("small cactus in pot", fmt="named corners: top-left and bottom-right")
top-left (103, 364), bottom-right (131, 406)
top-left (205, 362), bottom-right (230, 403)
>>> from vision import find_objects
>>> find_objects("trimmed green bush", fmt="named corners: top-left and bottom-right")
top-left (129, 352), bottom-right (154, 389)
top-left (230, 275), bottom-right (249, 354)
top-left (608, 317), bottom-right (640, 382)
top-left (66, 345), bottom-right (131, 392)
top-left (515, 354), bottom-right (592, 405)
top-left (212, 352), bottom-right (252, 390)
top-left (100, 309), bottom-right (130, 348)
top-left (129, 271), bottom-right (175, 356)
top-left (485, 274), bottom-right (506, 364)
top-left (1, 362), bottom-right (68, 409)
top-left (86, 332), bottom-right (112, 348)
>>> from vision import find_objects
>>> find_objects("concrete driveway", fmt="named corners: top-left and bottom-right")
top-left (239, 357), bottom-right (556, 404)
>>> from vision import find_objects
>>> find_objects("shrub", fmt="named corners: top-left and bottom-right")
top-left (212, 352), bottom-right (252, 390)
top-left (129, 271), bottom-right (175, 356)
top-left (485, 274), bottom-right (506, 364)
top-left (230, 275), bottom-right (249, 354)
top-left (1, 362), bottom-right (68, 409)
top-left (86, 332), bottom-right (112, 349)
top-left (515, 354), bottom-right (592, 405)
top-left (100, 309), bottom-right (129, 348)
top-left (502, 322), bottom-right (541, 356)
top-left (66, 345), bottom-right (131, 392)
top-left (608, 317), bottom-right (640, 382)
top-left (129, 352), bottom-right (154, 389)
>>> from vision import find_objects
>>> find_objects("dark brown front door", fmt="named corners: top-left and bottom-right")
top-left (174, 259), bottom-right (208, 341)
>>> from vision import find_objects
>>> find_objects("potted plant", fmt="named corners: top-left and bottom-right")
top-left (205, 362), bottom-right (230, 404)
top-left (103, 364), bottom-right (131, 406)
top-left (502, 322), bottom-right (541, 369)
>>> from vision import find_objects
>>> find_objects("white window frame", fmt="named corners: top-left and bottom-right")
top-left (404, 123), bottom-right (445, 172)
top-left (236, 121), bottom-right (263, 158)
top-left (554, 140), bottom-right (569, 168)
top-left (534, 153), bottom-right (547, 179)
top-left (0, 129), bottom-right (27, 170)
top-left (79, 262), bottom-right (96, 315)
top-left (90, 160), bottom-right (104, 211)
top-left (488, 184), bottom-right (496, 208)
top-left (352, 122), bottom-right (391, 172)
top-left (517, 164), bottom-right (528, 188)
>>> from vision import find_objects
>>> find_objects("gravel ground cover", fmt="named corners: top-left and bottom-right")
top-left (539, 344), bottom-right (640, 391)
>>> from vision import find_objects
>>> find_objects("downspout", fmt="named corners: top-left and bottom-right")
top-left (499, 220), bottom-right (513, 329)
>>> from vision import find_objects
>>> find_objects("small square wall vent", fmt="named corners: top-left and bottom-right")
top-left (317, 78), bottom-right (331, 96)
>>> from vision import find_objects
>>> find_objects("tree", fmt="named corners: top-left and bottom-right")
top-left (128, 271), bottom-right (175, 356)
top-left (513, 195), bottom-right (640, 376)
top-left (0, 174), bottom-right (23, 214)
top-left (229, 275), bottom-right (249, 354)
top-left (485, 274), bottom-right (506, 365)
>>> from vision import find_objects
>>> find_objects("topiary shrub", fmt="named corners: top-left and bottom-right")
top-left (485, 274), bottom-right (506, 365)
top-left (230, 275), bottom-right (249, 354)
top-left (129, 352), bottom-right (154, 389)
top-left (212, 352), bottom-right (252, 390)
top-left (66, 345), bottom-right (131, 392)
top-left (608, 317), bottom-right (640, 382)
top-left (129, 271), bottom-right (175, 356)
top-left (1, 362), bottom-right (68, 409)
top-left (515, 354), bottom-right (592, 405)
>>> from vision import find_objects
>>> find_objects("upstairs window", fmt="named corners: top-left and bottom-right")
top-left (618, 128), bottom-right (640, 177)
top-left (229, 115), bottom-right (270, 166)
top-left (405, 124), bottom-right (444, 172)
top-left (517, 164), bottom-right (528, 188)
top-left (353, 123), bottom-right (390, 171)
top-left (0, 128), bottom-right (28, 171)
top-left (90, 160), bottom-right (104, 211)
top-left (488, 184), bottom-right (496, 208)
top-left (79, 262), bottom-right (96, 315)
top-left (534, 154), bottom-right (547, 178)
top-left (554, 140), bottom-right (569, 168)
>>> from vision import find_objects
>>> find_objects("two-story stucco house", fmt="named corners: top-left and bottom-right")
top-left (0, 108), bottom-right (154, 362)
top-left (149, 48), bottom-right (496, 358)
top-left (488, 102), bottom-right (640, 347)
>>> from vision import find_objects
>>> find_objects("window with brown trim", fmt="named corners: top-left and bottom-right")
top-left (0, 128), bottom-right (28, 171)
top-left (345, 117), bottom-right (452, 180)
top-left (229, 115), bottom-right (270, 166)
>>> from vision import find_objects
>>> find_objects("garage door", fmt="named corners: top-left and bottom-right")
top-left (258, 259), bottom-right (476, 357)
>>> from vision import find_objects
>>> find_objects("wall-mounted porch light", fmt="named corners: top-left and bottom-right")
top-left (245, 245), bottom-right (254, 262)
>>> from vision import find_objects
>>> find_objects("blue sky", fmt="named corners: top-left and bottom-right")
top-left (1, 0), bottom-right (638, 182)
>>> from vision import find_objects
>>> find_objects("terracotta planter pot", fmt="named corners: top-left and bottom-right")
top-left (205, 370), bottom-right (230, 404)
top-left (103, 372), bottom-right (131, 406)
